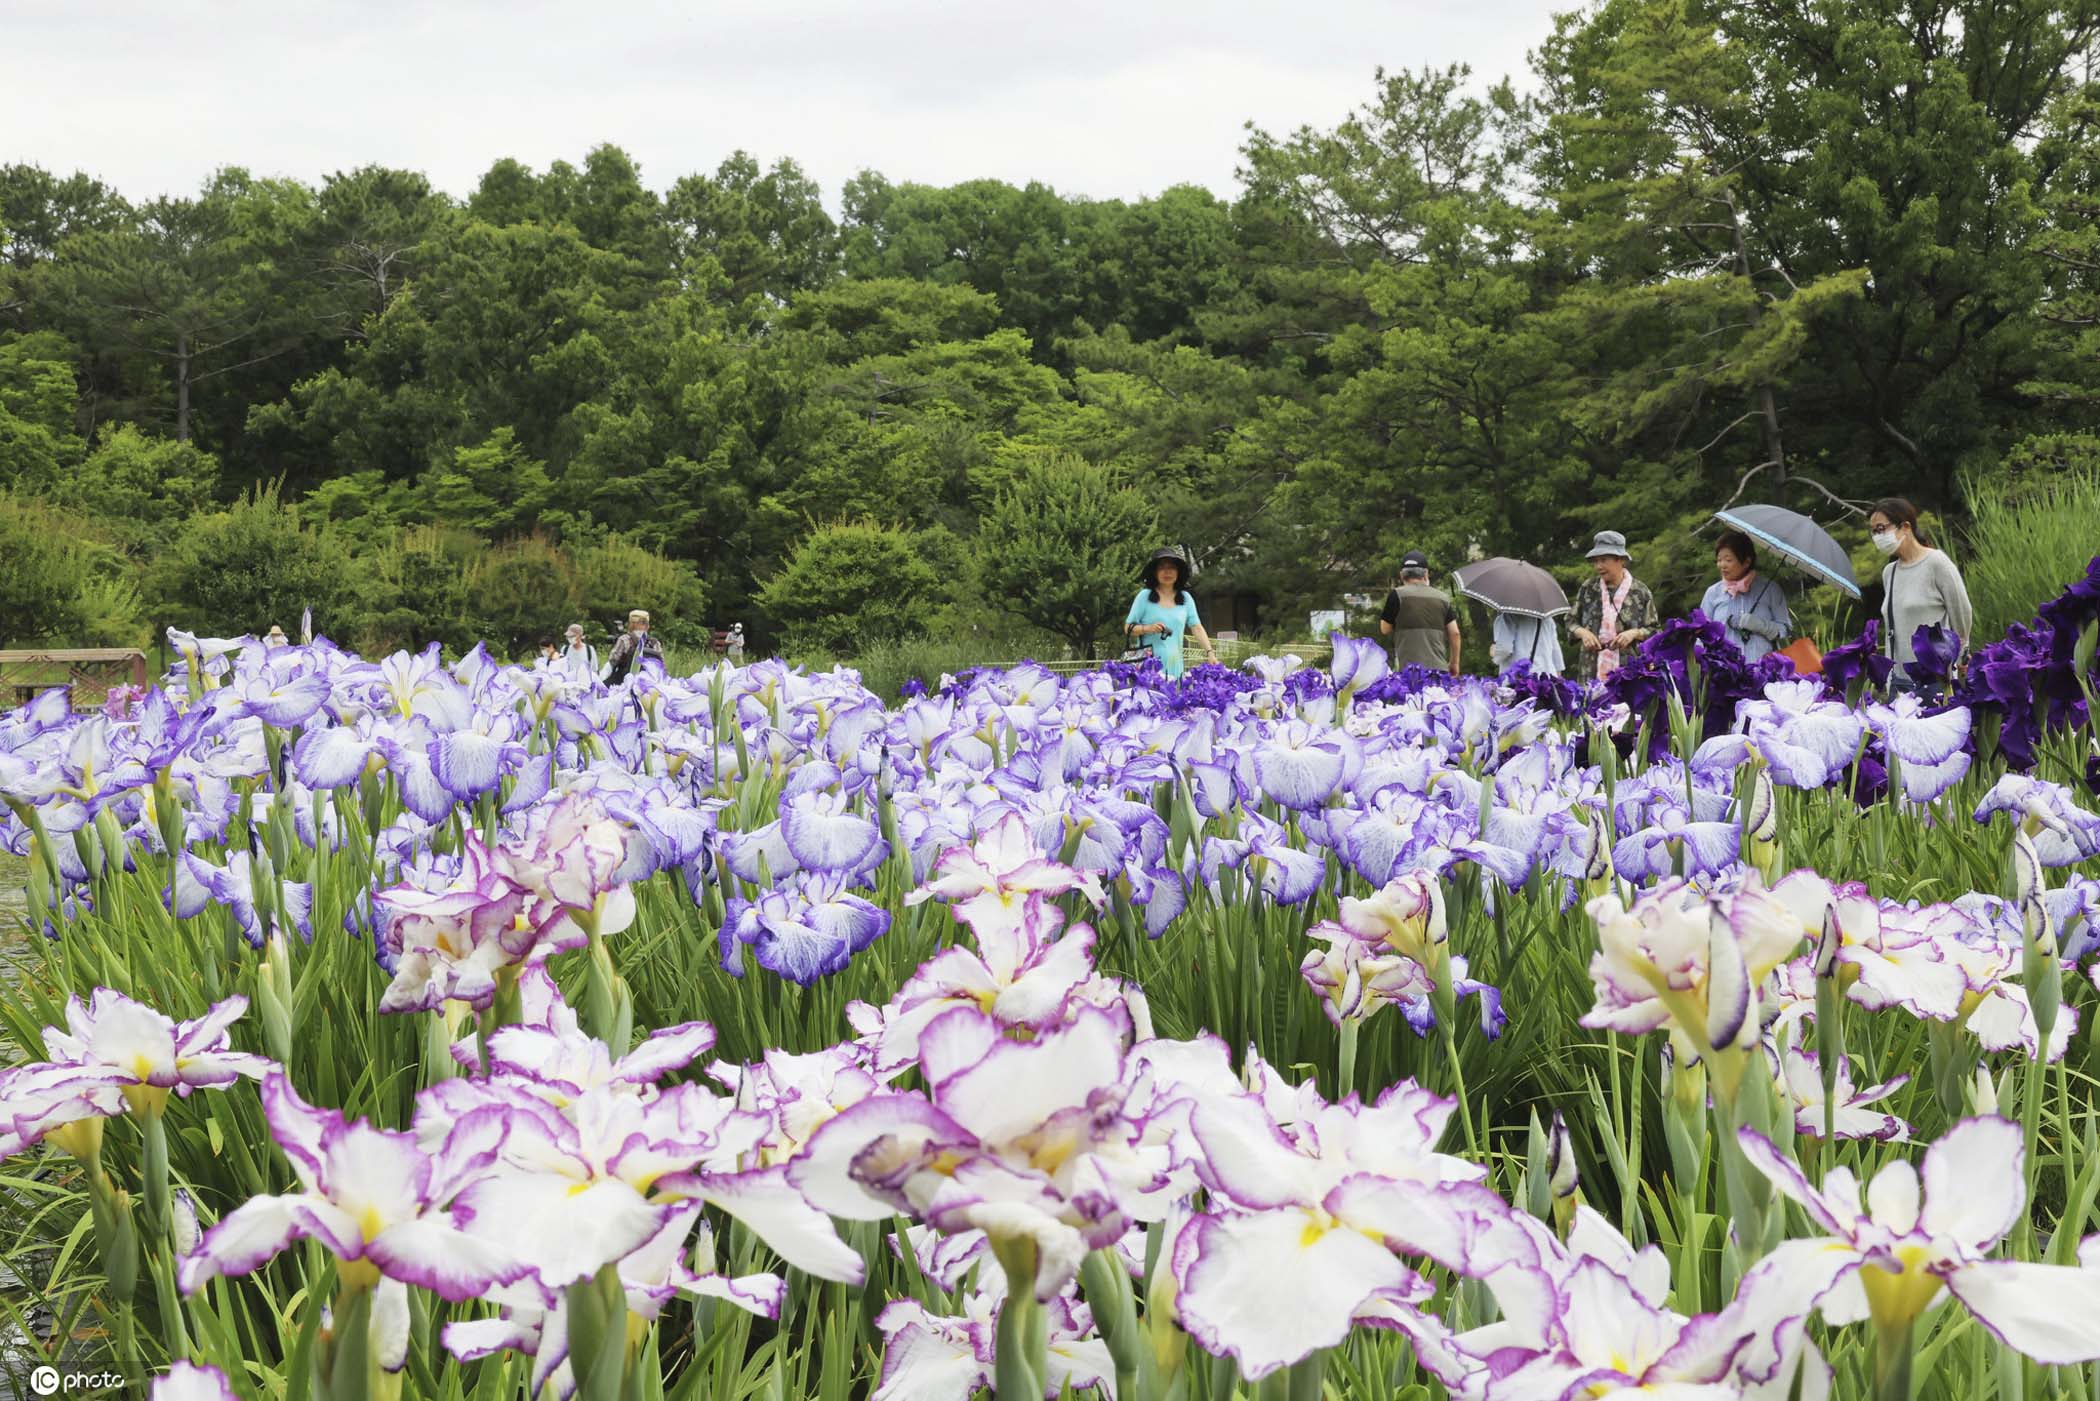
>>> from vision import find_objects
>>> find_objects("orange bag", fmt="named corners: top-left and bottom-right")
top-left (1779, 637), bottom-right (1824, 675)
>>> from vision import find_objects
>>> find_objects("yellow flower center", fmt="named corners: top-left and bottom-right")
top-left (1859, 1246), bottom-right (1944, 1333)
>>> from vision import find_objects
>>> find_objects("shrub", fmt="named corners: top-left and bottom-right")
top-left (467, 534), bottom-right (580, 658)
top-left (571, 533), bottom-right (709, 649)
top-left (756, 520), bottom-right (944, 657)
top-left (350, 525), bottom-right (483, 655)
top-left (148, 484), bottom-right (355, 640)
top-left (0, 492), bottom-right (98, 643)
top-left (972, 453), bottom-right (1160, 658)
top-left (56, 425), bottom-right (220, 552)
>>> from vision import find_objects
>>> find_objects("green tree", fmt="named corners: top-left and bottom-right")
top-left (310, 165), bottom-right (453, 334)
top-left (37, 172), bottom-right (321, 444)
top-left (0, 330), bottom-right (84, 488)
top-left (755, 520), bottom-right (944, 656)
top-left (666, 152), bottom-right (839, 304)
top-left (0, 492), bottom-right (104, 643)
top-left (416, 428), bottom-right (552, 536)
top-left (973, 454), bottom-right (1159, 658)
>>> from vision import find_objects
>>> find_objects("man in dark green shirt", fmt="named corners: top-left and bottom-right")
top-left (1378, 551), bottom-right (1462, 675)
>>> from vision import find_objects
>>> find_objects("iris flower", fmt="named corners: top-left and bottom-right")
top-left (178, 1071), bottom-right (531, 1299)
top-left (32, 988), bottom-right (273, 1122)
top-left (1741, 1117), bottom-right (2100, 1364)
top-left (1169, 1059), bottom-right (1485, 1378)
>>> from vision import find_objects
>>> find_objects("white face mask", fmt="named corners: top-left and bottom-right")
top-left (1871, 529), bottom-right (1900, 556)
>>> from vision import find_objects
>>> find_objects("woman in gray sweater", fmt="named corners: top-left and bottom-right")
top-left (1869, 497), bottom-right (1973, 678)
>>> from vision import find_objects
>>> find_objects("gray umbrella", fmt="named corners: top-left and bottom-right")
top-left (1711, 504), bottom-right (1861, 599)
top-left (1451, 557), bottom-right (1572, 620)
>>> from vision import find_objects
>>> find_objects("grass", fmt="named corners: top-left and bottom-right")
top-left (1961, 469), bottom-right (2100, 644)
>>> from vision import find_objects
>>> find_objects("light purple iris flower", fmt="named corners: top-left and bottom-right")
top-left (170, 849), bottom-right (314, 947)
top-left (1201, 811), bottom-right (1327, 905)
top-left (780, 789), bottom-right (889, 879)
top-left (1328, 632), bottom-right (1390, 698)
top-left (1610, 807), bottom-right (1741, 884)
top-left (1251, 720), bottom-right (1362, 811)
top-left (722, 870), bottom-right (891, 984)
top-left (1864, 695), bottom-right (1972, 801)
top-left (1974, 774), bottom-right (2100, 866)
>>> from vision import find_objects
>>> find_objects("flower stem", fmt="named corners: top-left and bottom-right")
top-left (1873, 1321), bottom-right (1915, 1401)
top-left (991, 1238), bottom-right (1044, 1401)
top-left (1443, 1021), bottom-right (1480, 1157)
top-left (1337, 1020), bottom-right (1359, 1100)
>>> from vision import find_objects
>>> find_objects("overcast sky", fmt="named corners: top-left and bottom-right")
top-left (6, 0), bottom-right (1567, 206)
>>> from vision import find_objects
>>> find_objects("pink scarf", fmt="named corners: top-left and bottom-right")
top-left (1596, 573), bottom-right (1635, 679)
top-left (1721, 570), bottom-right (1757, 598)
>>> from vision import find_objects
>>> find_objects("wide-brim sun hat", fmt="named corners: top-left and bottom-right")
top-left (1139, 547), bottom-right (1192, 582)
top-left (1585, 530), bottom-right (1631, 561)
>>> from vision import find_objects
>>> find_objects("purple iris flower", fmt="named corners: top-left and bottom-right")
top-left (1251, 721), bottom-right (1360, 811)
top-left (1497, 661), bottom-right (1586, 719)
top-left (171, 849), bottom-right (315, 946)
top-left (1904, 624), bottom-right (1963, 691)
top-left (1398, 958), bottom-right (1508, 1040)
top-left (1201, 812), bottom-right (1327, 905)
top-left (722, 870), bottom-right (890, 984)
top-left (779, 789), bottom-right (888, 880)
top-left (1820, 622), bottom-right (1894, 699)
top-left (1974, 774), bottom-right (2100, 866)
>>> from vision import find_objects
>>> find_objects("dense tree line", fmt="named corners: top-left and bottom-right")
top-left (5, 0), bottom-right (2100, 659)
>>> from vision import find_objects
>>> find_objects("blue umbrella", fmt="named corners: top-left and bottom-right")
top-left (1711, 504), bottom-right (1861, 599)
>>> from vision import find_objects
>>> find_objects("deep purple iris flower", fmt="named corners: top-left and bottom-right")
top-left (1956, 558), bottom-right (2100, 771)
top-left (1498, 661), bottom-right (1586, 719)
top-left (1598, 612), bottom-right (1775, 757)
top-left (1904, 624), bottom-right (1963, 691)
top-left (1820, 622), bottom-right (1894, 700)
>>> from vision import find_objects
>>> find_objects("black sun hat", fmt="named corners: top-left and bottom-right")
top-left (1138, 546), bottom-right (1192, 583)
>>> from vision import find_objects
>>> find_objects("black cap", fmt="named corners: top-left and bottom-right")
top-left (1400, 550), bottom-right (1430, 570)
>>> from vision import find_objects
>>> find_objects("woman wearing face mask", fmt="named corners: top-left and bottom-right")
top-left (1869, 498), bottom-right (1972, 680)
top-left (1699, 529), bottom-right (1789, 662)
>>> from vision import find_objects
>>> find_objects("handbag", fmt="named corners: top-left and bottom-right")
top-left (1779, 636), bottom-right (1823, 675)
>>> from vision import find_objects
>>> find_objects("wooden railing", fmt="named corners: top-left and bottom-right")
top-left (0, 648), bottom-right (149, 708)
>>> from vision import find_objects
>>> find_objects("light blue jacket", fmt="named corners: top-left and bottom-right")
top-left (1699, 575), bottom-right (1790, 661)
top-left (1492, 614), bottom-right (1565, 676)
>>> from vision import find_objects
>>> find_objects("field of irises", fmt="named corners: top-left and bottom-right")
top-left (5, 567), bottom-right (2100, 1401)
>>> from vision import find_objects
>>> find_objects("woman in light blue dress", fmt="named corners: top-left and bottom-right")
top-left (1699, 529), bottom-right (1790, 661)
top-left (1124, 547), bottom-right (1218, 679)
